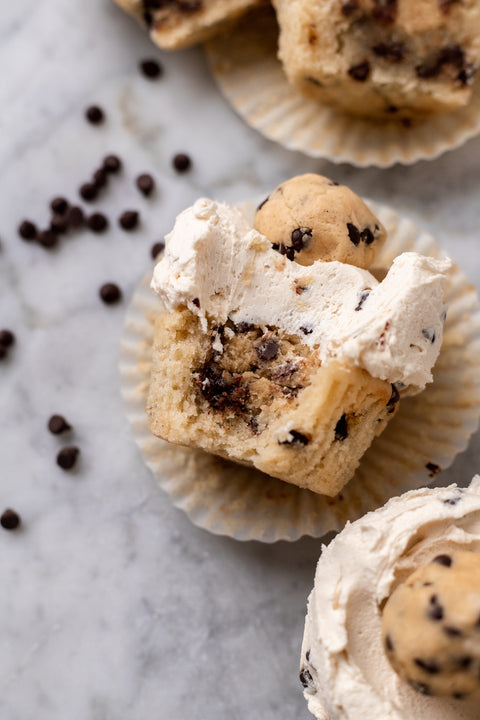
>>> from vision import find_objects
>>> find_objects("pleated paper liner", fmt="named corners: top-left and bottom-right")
top-left (119, 200), bottom-right (480, 542)
top-left (204, 6), bottom-right (480, 168)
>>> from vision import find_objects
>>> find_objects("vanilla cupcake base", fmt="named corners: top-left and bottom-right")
top-left (119, 200), bottom-right (480, 542)
top-left (204, 6), bottom-right (480, 168)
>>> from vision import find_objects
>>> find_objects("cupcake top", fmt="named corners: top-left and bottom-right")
top-left (301, 477), bottom-right (480, 720)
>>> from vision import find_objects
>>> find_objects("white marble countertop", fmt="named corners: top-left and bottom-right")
top-left (1, 2), bottom-right (480, 719)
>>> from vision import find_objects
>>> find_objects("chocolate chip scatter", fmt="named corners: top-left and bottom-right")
top-left (347, 223), bottom-right (361, 246)
top-left (100, 283), bottom-right (122, 305)
top-left (0, 509), bottom-right (21, 531)
top-left (48, 415), bottom-right (72, 435)
top-left (172, 153), bottom-right (192, 173)
top-left (87, 213), bottom-right (109, 233)
top-left (355, 290), bottom-right (371, 311)
top-left (103, 154), bottom-right (122, 174)
top-left (37, 230), bottom-right (58, 249)
top-left (433, 554), bottom-right (452, 567)
top-left (136, 173), bottom-right (155, 197)
top-left (372, 42), bottom-right (405, 62)
top-left (119, 210), bottom-right (139, 231)
top-left (334, 414), bottom-right (348, 441)
top-left (140, 58), bottom-right (163, 79)
top-left (79, 183), bottom-right (98, 202)
top-left (93, 168), bottom-right (107, 189)
top-left (18, 220), bottom-right (37, 241)
top-left (299, 668), bottom-right (314, 688)
top-left (256, 337), bottom-right (279, 361)
top-left (426, 462), bottom-right (441, 477)
top-left (85, 105), bottom-right (105, 125)
top-left (280, 430), bottom-right (310, 446)
top-left (348, 61), bottom-right (371, 82)
top-left (414, 658), bottom-right (440, 674)
top-left (0, 330), bottom-right (15, 348)
top-left (50, 197), bottom-right (69, 215)
top-left (57, 446), bottom-right (80, 470)
top-left (66, 205), bottom-right (84, 228)
top-left (151, 241), bottom-right (165, 259)
top-left (50, 214), bottom-right (69, 235)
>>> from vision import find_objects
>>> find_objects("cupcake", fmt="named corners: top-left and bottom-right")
top-left (301, 476), bottom-right (480, 719)
top-left (147, 174), bottom-right (449, 497)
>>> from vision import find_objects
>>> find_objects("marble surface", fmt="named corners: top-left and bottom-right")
top-left (1, 2), bottom-right (480, 719)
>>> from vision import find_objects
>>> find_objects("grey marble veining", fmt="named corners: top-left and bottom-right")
top-left (0, 2), bottom-right (480, 719)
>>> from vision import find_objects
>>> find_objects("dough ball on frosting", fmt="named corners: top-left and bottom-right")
top-left (382, 551), bottom-right (480, 699)
top-left (254, 174), bottom-right (386, 269)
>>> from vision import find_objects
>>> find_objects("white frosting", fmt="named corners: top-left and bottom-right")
top-left (151, 198), bottom-right (450, 391)
top-left (301, 478), bottom-right (480, 720)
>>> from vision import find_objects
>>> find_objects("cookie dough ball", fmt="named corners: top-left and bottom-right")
top-left (382, 551), bottom-right (480, 699)
top-left (254, 174), bottom-right (386, 269)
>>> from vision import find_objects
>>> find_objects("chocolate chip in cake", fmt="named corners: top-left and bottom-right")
top-left (0, 330), bottom-right (15, 348)
top-left (48, 415), bottom-right (72, 435)
top-left (66, 205), bottom-right (85, 228)
top-left (119, 210), bottom-right (139, 231)
top-left (79, 183), bottom-right (98, 202)
top-left (0, 345), bottom-right (7, 360)
top-left (0, 508), bottom-right (21, 531)
top-left (372, 42), bottom-right (405, 62)
top-left (136, 173), bottom-right (155, 197)
top-left (453, 693), bottom-right (466, 701)
top-left (85, 105), bottom-right (105, 125)
top-left (37, 230), bottom-right (58, 249)
top-left (361, 228), bottom-right (374, 244)
top-left (340, 0), bottom-right (359, 16)
top-left (99, 283), bottom-right (122, 305)
top-left (414, 658), bottom-right (440, 675)
top-left (256, 337), bottom-right (279, 361)
top-left (192, 298), bottom-right (200, 308)
top-left (428, 595), bottom-right (444, 621)
top-left (257, 196), bottom-right (269, 211)
top-left (347, 223), bottom-right (361, 246)
top-left (18, 220), bottom-right (37, 241)
top-left (172, 153), bottom-right (192, 173)
top-left (306, 650), bottom-right (311, 661)
top-left (456, 656), bottom-right (472, 669)
top-left (50, 197), bottom-right (69, 215)
top-left (444, 626), bottom-right (462, 638)
top-left (235, 322), bottom-right (255, 334)
top-left (407, 679), bottom-right (433, 696)
top-left (386, 384), bottom-right (400, 413)
top-left (103, 154), bottom-right (122, 174)
top-left (371, 0), bottom-right (398, 24)
top-left (151, 241), bottom-right (165, 259)
top-left (433, 554), bottom-right (452, 568)
top-left (299, 668), bottom-right (314, 689)
top-left (87, 213), bottom-right (109, 233)
top-left (334, 414), bottom-right (348, 441)
top-left (140, 58), bottom-right (163, 79)
top-left (355, 290), bottom-right (371, 311)
top-left (280, 430), bottom-right (311, 446)
top-left (385, 635), bottom-right (394, 652)
top-left (291, 227), bottom-right (312, 252)
top-left (348, 61), bottom-right (371, 82)
top-left (426, 462), bottom-right (441, 477)
top-left (57, 446), bottom-right (80, 470)
top-left (300, 326), bottom-right (313, 336)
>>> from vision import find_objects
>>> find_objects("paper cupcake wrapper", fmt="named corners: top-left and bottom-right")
top-left (119, 200), bottom-right (480, 542)
top-left (204, 6), bottom-right (480, 168)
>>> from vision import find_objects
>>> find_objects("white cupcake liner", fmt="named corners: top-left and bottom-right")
top-left (204, 7), bottom-right (480, 168)
top-left (119, 200), bottom-right (480, 542)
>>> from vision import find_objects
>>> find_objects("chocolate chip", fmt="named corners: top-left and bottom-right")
top-left (458, 64), bottom-right (477, 86)
top-left (340, 0), bottom-right (359, 15)
top-left (235, 322), bottom-right (255, 334)
top-left (256, 337), bottom-right (279, 361)
top-left (151, 241), bottom-right (165, 259)
top-left (0, 330), bottom-right (15, 348)
top-left (103, 154), bottom-right (122, 174)
top-left (347, 223), bottom-right (361, 246)
top-left (119, 210), bottom-right (139, 231)
top-left (291, 227), bottom-right (312, 252)
top-left (87, 213), bottom-right (109, 233)
top-left (433, 554), bottom-right (452, 567)
top-left (79, 183), bottom-right (98, 202)
top-left (37, 230), bottom-right (58, 249)
top-left (372, 42), bottom-right (405, 62)
top-left (414, 658), bottom-right (440, 674)
top-left (57, 446), bottom-right (80, 470)
top-left (456, 656), bottom-right (472, 669)
top-left (50, 214), bottom-right (69, 235)
top-left (453, 693), bottom-right (466, 701)
top-left (426, 462), bottom-right (441, 477)
top-left (416, 44), bottom-right (464, 79)
top-left (355, 290), bottom-right (370, 311)
top-left (361, 228), bottom-right (374, 244)
top-left (280, 430), bottom-right (310, 446)
top-left (66, 205), bottom-right (84, 228)
top-left (334, 414), bottom-right (348, 441)
top-left (386, 105), bottom-right (399, 114)
top-left (93, 168), bottom-right (107, 189)
top-left (48, 415), bottom-right (72, 435)
top-left (99, 283), bottom-right (122, 304)
top-left (197, 362), bottom-right (249, 413)
top-left (306, 650), bottom-right (311, 661)
top-left (140, 58), bottom-right (163, 79)
top-left (173, 153), bottom-right (192, 173)
top-left (386, 384), bottom-right (400, 413)
top-left (429, 595), bottom-right (444, 621)
top-left (0, 509), bottom-right (21, 530)
top-left (192, 298), bottom-right (200, 308)
top-left (300, 326), bottom-right (313, 335)
top-left (299, 668), bottom-right (314, 688)
top-left (407, 679), bottom-right (433, 696)
top-left (18, 220), bottom-right (37, 241)
top-left (439, 0), bottom-right (460, 12)
top-left (444, 626), bottom-right (462, 637)
top-left (85, 105), bottom-right (105, 124)
top-left (422, 328), bottom-right (436, 344)
top-left (348, 61), bottom-right (371, 82)
top-left (385, 635), bottom-right (394, 652)
top-left (257, 196), bottom-right (269, 211)
top-left (371, 0), bottom-right (398, 24)
top-left (136, 173), bottom-right (155, 197)
top-left (50, 197), bottom-right (69, 215)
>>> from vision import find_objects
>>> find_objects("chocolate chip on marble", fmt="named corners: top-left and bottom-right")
top-left (280, 430), bottom-right (311, 446)
top-left (79, 182), bottom-right (98, 202)
top-left (414, 658), bottom-right (440, 675)
top-left (334, 414), bottom-right (348, 441)
top-left (119, 210), bottom-right (139, 231)
top-left (422, 328), bottom-right (436, 344)
top-left (0, 330), bottom-right (15, 348)
top-left (172, 153), bottom-right (192, 173)
top-left (140, 58), bottom-right (163, 79)
top-left (85, 105), bottom-right (105, 125)
top-left (66, 205), bottom-right (85, 228)
top-left (347, 223), bottom-right (361, 246)
top-left (18, 219), bottom-right (37, 241)
top-left (103, 154), bottom-right (122, 174)
top-left (257, 196), bottom-right (269, 211)
top-left (0, 508), bottom-right (21, 530)
top-left (99, 283), bottom-right (122, 305)
top-left (355, 290), bottom-right (371, 311)
top-left (291, 227), bottom-right (312, 252)
top-left (433, 554), bottom-right (452, 567)
top-left (256, 337), bottom-right (279, 361)
top-left (136, 173), bottom-right (155, 197)
top-left (426, 462), bottom-right (441, 477)
top-left (57, 446), bottom-right (80, 470)
top-left (348, 61), bottom-right (371, 82)
top-left (87, 213), bottom-right (109, 233)
top-left (37, 230), bottom-right (58, 249)
top-left (50, 197), bottom-right (69, 215)
top-left (48, 415), bottom-right (72, 435)
top-left (372, 42), bottom-right (405, 62)
top-left (299, 667), bottom-right (314, 689)
top-left (151, 241), bottom-right (165, 259)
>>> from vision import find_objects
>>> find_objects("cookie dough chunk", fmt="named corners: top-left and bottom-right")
top-left (272, 0), bottom-right (480, 118)
top-left (115, 0), bottom-right (262, 50)
top-left (147, 308), bottom-right (396, 496)
top-left (382, 551), bottom-right (480, 698)
top-left (254, 174), bottom-right (386, 269)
